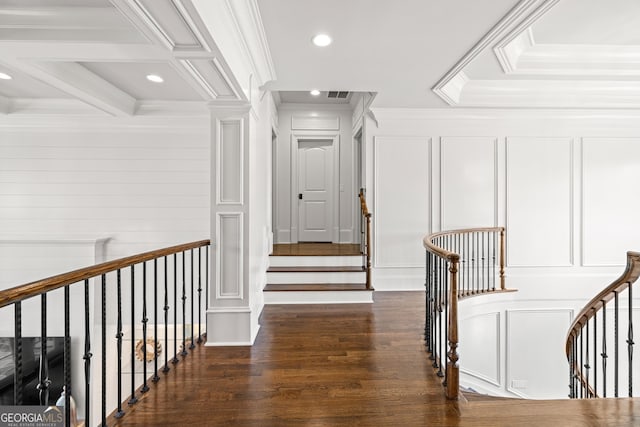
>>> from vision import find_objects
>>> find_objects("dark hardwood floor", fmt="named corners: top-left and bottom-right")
top-left (110, 292), bottom-right (640, 426)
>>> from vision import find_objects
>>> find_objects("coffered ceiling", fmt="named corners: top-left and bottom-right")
top-left (1, 0), bottom-right (639, 114)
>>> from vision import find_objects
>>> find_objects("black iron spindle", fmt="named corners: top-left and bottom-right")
top-left (615, 291), bottom-right (619, 397)
top-left (13, 302), bottom-right (23, 405)
top-left (579, 330), bottom-right (583, 398)
top-left (38, 293), bottom-right (50, 405)
top-left (115, 270), bottom-right (125, 418)
top-left (585, 320), bottom-right (590, 397)
top-left (163, 256), bottom-right (170, 373)
top-left (190, 249), bottom-right (195, 350)
top-left (101, 274), bottom-right (106, 426)
top-left (593, 310), bottom-right (598, 397)
top-left (172, 253), bottom-right (179, 365)
top-left (181, 251), bottom-right (188, 357)
top-left (432, 254), bottom-right (439, 367)
top-left (602, 301), bottom-right (608, 398)
top-left (141, 262), bottom-right (149, 393)
top-left (64, 286), bottom-right (71, 425)
top-left (628, 285), bottom-right (634, 397)
top-left (205, 245), bottom-right (209, 337)
top-left (128, 266), bottom-right (137, 405)
top-left (197, 247), bottom-right (203, 343)
top-left (442, 258), bottom-right (448, 381)
top-left (153, 259), bottom-right (160, 382)
top-left (83, 279), bottom-right (92, 422)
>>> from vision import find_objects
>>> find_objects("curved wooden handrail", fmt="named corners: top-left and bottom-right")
top-left (0, 239), bottom-right (211, 309)
top-left (358, 190), bottom-right (370, 217)
top-left (423, 227), bottom-right (505, 264)
top-left (565, 251), bottom-right (640, 361)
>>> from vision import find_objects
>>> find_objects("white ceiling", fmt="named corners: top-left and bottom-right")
top-left (0, 0), bottom-right (639, 114)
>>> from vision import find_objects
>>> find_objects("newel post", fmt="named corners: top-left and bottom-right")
top-left (499, 228), bottom-right (506, 290)
top-left (446, 258), bottom-right (460, 400)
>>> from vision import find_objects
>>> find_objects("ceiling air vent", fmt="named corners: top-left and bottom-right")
top-left (327, 91), bottom-right (349, 99)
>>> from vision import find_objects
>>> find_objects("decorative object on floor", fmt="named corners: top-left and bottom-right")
top-left (135, 338), bottom-right (161, 363)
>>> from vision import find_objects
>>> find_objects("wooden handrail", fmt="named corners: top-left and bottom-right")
top-left (0, 239), bottom-right (210, 308)
top-left (358, 189), bottom-right (372, 290)
top-left (423, 226), bottom-right (508, 400)
top-left (565, 251), bottom-right (640, 398)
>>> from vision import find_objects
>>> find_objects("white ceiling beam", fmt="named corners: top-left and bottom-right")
top-left (0, 42), bottom-right (170, 62)
top-left (14, 61), bottom-right (136, 116)
top-left (0, 7), bottom-right (125, 29)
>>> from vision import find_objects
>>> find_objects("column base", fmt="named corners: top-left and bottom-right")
top-left (205, 307), bottom-right (261, 346)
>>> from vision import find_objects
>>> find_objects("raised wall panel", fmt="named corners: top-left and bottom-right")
top-left (460, 312), bottom-right (500, 386)
top-left (216, 213), bottom-right (243, 299)
top-left (506, 309), bottom-right (573, 399)
top-left (583, 138), bottom-right (640, 266)
top-left (441, 137), bottom-right (497, 229)
top-left (291, 116), bottom-right (339, 131)
top-left (374, 137), bottom-right (429, 268)
top-left (506, 137), bottom-right (572, 267)
top-left (217, 120), bottom-right (243, 204)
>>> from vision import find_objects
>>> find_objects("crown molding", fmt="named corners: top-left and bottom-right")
top-left (494, 27), bottom-right (535, 74)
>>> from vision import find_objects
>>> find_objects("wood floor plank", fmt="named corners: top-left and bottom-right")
top-left (109, 292), bottom-right (640, 426)
top-left (272, 243), bottom-right (361, 256)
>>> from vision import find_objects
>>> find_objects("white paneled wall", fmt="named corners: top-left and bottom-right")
top-left (365, 109), bottom-right (640, 398)
top-left (0, 124), bottom-right (210, 262)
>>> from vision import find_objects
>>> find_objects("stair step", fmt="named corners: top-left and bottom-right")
top-left (267, 266), bottom-right (365, 273)
top-left (264, 283), bottom-right (369, 292)
top-left (269, 255), bottom-right (362, 267)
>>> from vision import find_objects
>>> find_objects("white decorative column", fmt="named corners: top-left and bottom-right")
top-left (206, 105), bottom-right (259, 345)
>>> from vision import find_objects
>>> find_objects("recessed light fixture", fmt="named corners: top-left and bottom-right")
top-left (146, 74), bottom-right (164, 83)
top-left (0, 72), bottom-right (12, 80)
top-left (310, 89), bottom-right (320, 96)
top-left (312, 34), bottom-right (332, 47)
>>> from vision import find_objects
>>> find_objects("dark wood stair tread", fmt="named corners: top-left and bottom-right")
top-left (267, 266), bottom-right (365, 273)
top-left (264, 283), bottom-right (370, 292)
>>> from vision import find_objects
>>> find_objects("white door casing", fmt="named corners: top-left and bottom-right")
top-left (297, 140), bottom-right (333, 241)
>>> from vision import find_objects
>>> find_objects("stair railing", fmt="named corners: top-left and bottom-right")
top-left (566, 251), bottom-right (640, 399)
top-left (0, 239), bottom-right (210, 426)
top-left (423, 227), bottom-right (507, 399)
top-left (359, 189), bottom-right (372, 290)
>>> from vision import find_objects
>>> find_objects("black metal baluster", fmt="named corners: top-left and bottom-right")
top-left (205, 245), bottom-right (209, 338)
top-left (190, 249), bottom-right (195, 350)
top-left (602, 301), bottom-right (608, 398)
top-left (593, 311), bottom-right (598, 397)
top-left (181, 251), bottom-right (188, 357)
top-left (492, 231), bottom-right (496, 291)
top-left (425, 251), bottom-right (431, 352)
top-left (38, 293), bottom-right (50, 405)
top-left (141, 262), bottom-right (149, 394)
top-left (163, 256), bottom-right (170, 374)
top-left (83, 279), bottom-right (92, 422)
top-left (585, 321), bottom-right (590, 397)
top-left (628, 285), bottom-right (634, 397)
top-left (197, 247), bottom-right (203, 343)
top-left (615, 291), bottom-right (619, 397)
top-left (442, 259), bottom-right (448, 381)
top-left (115, 270), bottom-right (125, 418)
top-left (153, 259), bottom-right (160, 383)
top-left (569, 335), bottom-right (575, 398)
top-left (172, 253), bottom-right (179, 365)
top-left (128, 266), bottom-right (138, 405)
top-left (64, 286), bottom-right (71, 425)
top-left (431, 254), bottom-right (439, 367)
top-left (101, 274), bottom-right (106, 426)
top-left (481, 232), bottom-right (485, 292)
top-left (13, 302), bottom-right (23, 405)
top-left (579, 331), bottom-right (583, 398)
top-left (471, 233), bottom-right (475, 294)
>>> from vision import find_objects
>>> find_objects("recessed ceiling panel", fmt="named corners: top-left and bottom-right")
top-left (80, 62), bottom-right (204, 101)
top-left (0, 66), bottom-right (72, 98)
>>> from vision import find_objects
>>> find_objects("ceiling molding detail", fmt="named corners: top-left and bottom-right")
top-left (432, 0), bottom-right (559, 103)
top-left (177, 59), bottom-right (240, 100)
top-left (494, 27), bottom-right (536, 74)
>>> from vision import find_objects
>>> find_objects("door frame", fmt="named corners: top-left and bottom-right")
top-left (291, 131), bottom-right (340, 243)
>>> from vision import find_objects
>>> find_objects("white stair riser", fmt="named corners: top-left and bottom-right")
top-left (267, 271), bottom-right (365, 284)
top-left (264, 290), bottom-right (373, 304)
top-left (269, 255), bottom-right (362, 267)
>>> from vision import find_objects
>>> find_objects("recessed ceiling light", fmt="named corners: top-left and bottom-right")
top-left (0, 72), bottom-right (12, 80)
top-left (146, 74), bottom-right (163, 83)
top-left (312, 34), bottom-right (332, 47)
top-left (310, 89), bottom-right (320, 96)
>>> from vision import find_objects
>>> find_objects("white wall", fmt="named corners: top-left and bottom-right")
top-left (364, 108), bottom-right (640, 398)
top-left (275, 104), bottom-right (355, 243)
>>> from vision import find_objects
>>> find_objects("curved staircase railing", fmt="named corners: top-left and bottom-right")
top-left (566, 251), bottom-right (640, 399)
top-left (0, 239), bottom-right (210, 426)
top-left (423, 227), bottom-right (509, 400)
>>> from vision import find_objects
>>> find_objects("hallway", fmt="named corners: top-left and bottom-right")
top-left (109, 292), bottom-right (639, 426)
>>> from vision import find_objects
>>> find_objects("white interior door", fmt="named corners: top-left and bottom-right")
top-left (298, 140), bottom-right (333, 242)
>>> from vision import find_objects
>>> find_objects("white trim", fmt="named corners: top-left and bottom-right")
top-left (494, 27), bottom-right (535, 74)
top-left (215, 212), bottom-right (244, 300)
top-left (216, 118), bottom-right (245, 205)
